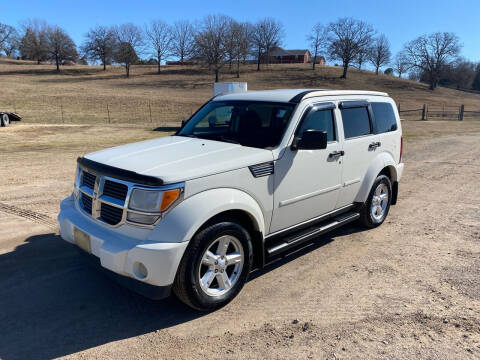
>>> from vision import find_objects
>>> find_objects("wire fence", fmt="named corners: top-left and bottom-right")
top-left (1, 97), bottom-right (202, 127)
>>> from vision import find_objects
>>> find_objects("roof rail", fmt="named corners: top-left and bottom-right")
top-left (289, 90), bottom-right (320, 103)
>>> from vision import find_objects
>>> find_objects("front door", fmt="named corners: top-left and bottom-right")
top-left (270, 103), bottom-right (343, 233)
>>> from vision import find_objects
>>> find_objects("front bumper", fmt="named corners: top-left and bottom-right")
top-left (58, 195), bottom-right (188, 298)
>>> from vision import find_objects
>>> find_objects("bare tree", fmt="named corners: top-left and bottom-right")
top-left (145, 20), bottom-right (172, 74)
top-left (402, 32), bottom-right (461, 90)
top-left (46, 26), bottom-right (77, 71)
top-left (114, 42), bottom-right (138, 77)
top-left (0, 23), bottom-right (17, 56)
top-left (19, 20), bottom-right (49, 64)
top-left (307, 23), bottom-right (328, 71)
top-left (194, 14), bottom-right (231, 82)
top-left (114, 23), bottom-right (144, 77)
top-left (81, 25), bottom-right (116, 70)
top-left (252, 18), bottom-right (284, 71)
top-left (327, 18), bottom-right (375, 78)
top-left (368, 34), bottom-right (391, 75)
top-left (352, 45), bottom-right (370, 70)
top-left (171, 20), bottom-right (194, 64)
top-left (392, 51), bottom-right (410, 78)
top-left (1, 27), bottom-right (19, 57)
top-left (233, 22), bottom-right (253, 78)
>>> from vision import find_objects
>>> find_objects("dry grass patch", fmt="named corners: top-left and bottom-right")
top-left (1, 58), bottom-right (479, 125)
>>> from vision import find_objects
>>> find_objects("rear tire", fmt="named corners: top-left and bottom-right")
top-left (1, 114), bottom-right (9, 127)
top-left (358, 175), bottom-right (392, 228)
top-left (173, 220), bottom-right (253, 311)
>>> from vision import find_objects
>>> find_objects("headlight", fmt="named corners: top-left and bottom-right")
top-left (128, 188), bottom-right (182, 213)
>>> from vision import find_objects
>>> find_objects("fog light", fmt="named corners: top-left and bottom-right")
top-left (127, 212), bottom-right (159, 225)
top-left (133, 262), bottom-right (148, 279)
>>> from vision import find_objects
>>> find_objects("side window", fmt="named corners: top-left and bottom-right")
top-left (296, 108), bottom-right (336, 142)
top-left (371, 102), bottom-right (398, 133)
top-left (341, 107), bottom-right (372, 139)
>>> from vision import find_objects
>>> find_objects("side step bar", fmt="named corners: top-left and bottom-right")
top-left (265, 212), bottom-right (360, 257)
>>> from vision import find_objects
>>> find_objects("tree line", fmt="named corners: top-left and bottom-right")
top-left (0, 16), bottom-right (479, 91)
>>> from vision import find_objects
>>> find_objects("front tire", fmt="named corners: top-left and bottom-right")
top-left (1, 114), bottom-right (9, 127)
top-left (359, 175), bottom-right (392, 228)
top-left (173, 220), bottom-right (253, 311)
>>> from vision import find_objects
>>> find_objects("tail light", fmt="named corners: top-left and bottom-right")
top-left (399, 136), bottom-right (403, 162)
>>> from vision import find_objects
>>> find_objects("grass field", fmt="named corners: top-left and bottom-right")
top-left (1, 58), bottom-right (479, 124)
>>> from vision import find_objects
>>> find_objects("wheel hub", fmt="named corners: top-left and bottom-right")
top-left (198, 235), bottom-right (244, 297)
top-left (371, 183), bottom-right (389, 221)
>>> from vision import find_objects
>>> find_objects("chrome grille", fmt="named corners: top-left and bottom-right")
top-left (80, 193), bottom-right (93, 215)
top-left (81, 171), bottom-right (96, 189)
top-left (103, 180), bottom-right (128, 201)
top-left (100, 203), bottom-right (123, 225)
top-left (75, 166), bottom-right (184, 228)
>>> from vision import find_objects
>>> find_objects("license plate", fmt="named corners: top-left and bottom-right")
top-left (74, 227), bottom-right (91, 253)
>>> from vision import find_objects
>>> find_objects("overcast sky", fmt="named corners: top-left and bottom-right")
top-left (2, 0), bottom-right (479, 62)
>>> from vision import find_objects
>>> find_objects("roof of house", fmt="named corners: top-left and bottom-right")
top-left (213, 89), bottom-right (389, 103)
top-left (269, 47), bottom-right (311, 57)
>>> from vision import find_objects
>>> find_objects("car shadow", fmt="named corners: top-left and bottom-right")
top-left (0, 233), bottom-right (203, 360)
top-left (0, 224), bottom-right (367, 359)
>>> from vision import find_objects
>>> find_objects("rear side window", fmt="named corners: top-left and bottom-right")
top-left (296, 108), bottom-right (336, 142)
top-left (341, 107), bottom-right (372, 139)
top-left (371, 102), bottom-right (398, 133)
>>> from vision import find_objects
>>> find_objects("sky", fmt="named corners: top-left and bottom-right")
top-left (1, 0), bottom-right (479, 62)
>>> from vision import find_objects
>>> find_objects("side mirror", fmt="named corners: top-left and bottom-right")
top-left (291, 129), bottom-right (328, 150)
top-left (181, 119), bottom-right (187, 128)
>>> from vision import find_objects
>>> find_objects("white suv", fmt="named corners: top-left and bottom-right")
top-left (58, 89), bottom-right (404, 310)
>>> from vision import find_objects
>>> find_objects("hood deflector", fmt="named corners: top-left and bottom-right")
top-left (77, 157), bottom-right (164, 186)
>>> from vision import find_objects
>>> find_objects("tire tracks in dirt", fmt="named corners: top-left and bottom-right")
top-left (0, 202), bottom-right (57, 230)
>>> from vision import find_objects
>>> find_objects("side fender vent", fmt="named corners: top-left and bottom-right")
top-left (249, 162), bottom-right (274, 177)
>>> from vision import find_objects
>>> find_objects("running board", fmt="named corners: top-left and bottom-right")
top-left (265, 212), bottom-right (360, 257)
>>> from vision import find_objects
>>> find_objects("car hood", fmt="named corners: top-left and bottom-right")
top-left (84, 135), bottom-right (274, 184)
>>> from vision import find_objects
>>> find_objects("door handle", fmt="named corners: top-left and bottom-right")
top-left (329, 150), bottom-right (345, 158)
top-left (368, 141), bottom-right (381, 150)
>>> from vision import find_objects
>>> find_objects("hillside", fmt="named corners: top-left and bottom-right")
top-left (1, 58), bottom-right (479, 124)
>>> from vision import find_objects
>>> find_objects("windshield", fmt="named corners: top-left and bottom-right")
top-left (178, 100), bottom-right (296, 149)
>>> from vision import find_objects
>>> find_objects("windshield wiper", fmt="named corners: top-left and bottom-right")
top-left (217, 135), bottom-right (240, 144)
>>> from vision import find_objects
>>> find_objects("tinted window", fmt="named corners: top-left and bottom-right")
top-left (341, 107), bottom-right (372, 139)
top-left (371, 102), bottom-right (398, 133)
top-left (296, 108), bottom-right (336, 142)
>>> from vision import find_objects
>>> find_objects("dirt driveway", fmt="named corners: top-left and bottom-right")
top-left (0, 121), bottom-right (479, 359)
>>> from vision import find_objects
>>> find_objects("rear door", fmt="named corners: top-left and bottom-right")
top-left (369, 100), bottom-right (401, 164)
top-left (336, 101), bottom-right (379, 208)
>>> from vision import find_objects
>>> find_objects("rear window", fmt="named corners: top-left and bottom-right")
top-left (371, 102), bottom-right (398, 133)
top-left (341, 107), bottom-right (372, 139)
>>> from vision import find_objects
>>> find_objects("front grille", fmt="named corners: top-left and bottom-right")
top-left (100, 203), bottom-right (123, 225)
top-left (80, 193), bottom-right (93, 215)
top-left (103, 180), bottom-right (128, 201)
top-left (82, 171), bottom-right (96, 189)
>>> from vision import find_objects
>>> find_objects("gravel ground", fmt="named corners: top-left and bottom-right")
top-left (0, 121), bottom-right (479, 359)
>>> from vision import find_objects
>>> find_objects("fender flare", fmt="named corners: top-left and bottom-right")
top-left (354, 152), bottom-right (398, 203)
top-left (147, 188), bottom-right (266, 243)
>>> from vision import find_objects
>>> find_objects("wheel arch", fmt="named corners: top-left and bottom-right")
top-left (149, 187), bottom-right (266, 245)
top-left (355, 153), bottom-right (398, 204)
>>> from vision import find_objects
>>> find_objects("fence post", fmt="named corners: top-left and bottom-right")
top-left (397, 103), bottom-right (401, 112)
top-left (459, 105), bottom-right (464, 121)
top-left (106, 104), bottom-right (111, 124)
top-left (422, 104), bottom-right (427, 121)
top-left (61, 104), bottom-right (64, 123)
top-left (149, 101), bottom-right (152, 123)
